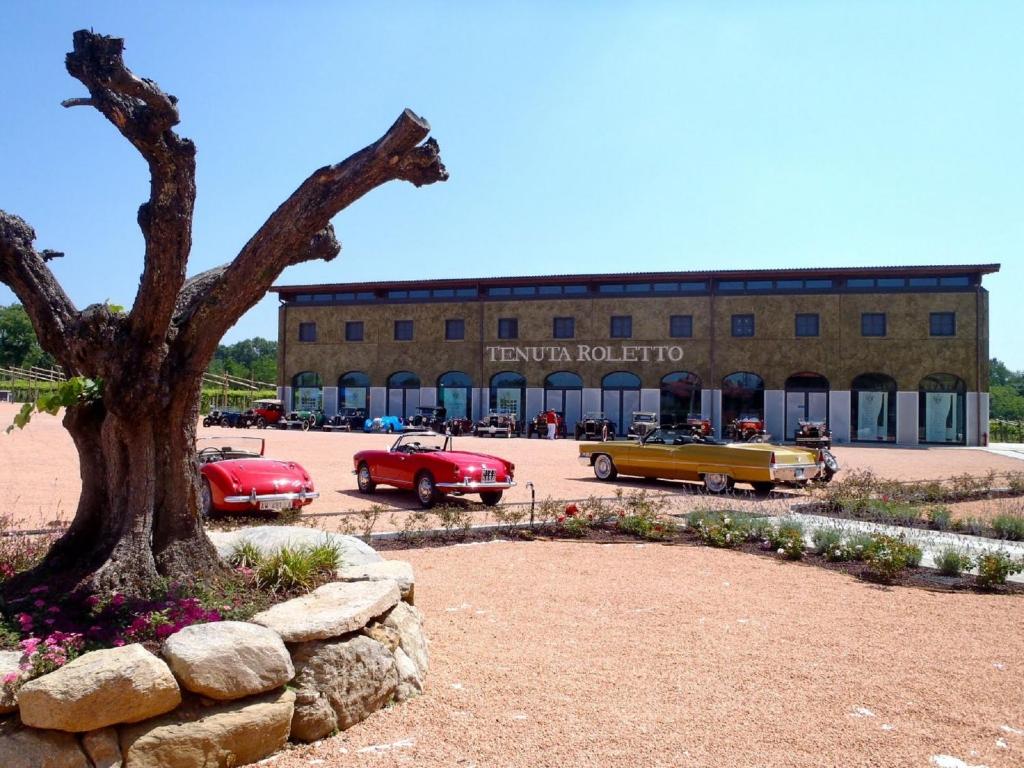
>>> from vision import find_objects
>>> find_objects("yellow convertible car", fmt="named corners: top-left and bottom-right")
top-left (578, 427), bottom-right (831, 495)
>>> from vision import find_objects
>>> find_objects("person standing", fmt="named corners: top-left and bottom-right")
top-left (545, 409), bottom-right (558, 440)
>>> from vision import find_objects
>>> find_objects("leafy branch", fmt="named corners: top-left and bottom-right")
top-left (6, 377), bottom-right (103, 433)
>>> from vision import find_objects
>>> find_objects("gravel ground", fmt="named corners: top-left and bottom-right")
top-left (266, 541), bottom-right (1024, 768)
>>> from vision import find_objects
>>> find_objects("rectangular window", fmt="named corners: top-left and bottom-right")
top-left (298, 322), bottom-right (317, 342)
top-left (719, 281), bottom-right (744, 291)
top-left (387, 290), bottom-right (408, 299)
top-left (746, 280), bottom-right (772, 291)
top-left (553, 317), bottom-right (575, 339)
top-left (610, 315), bottom-right (632, 338)
top-left (409, 289), bottom-right (430, 299)
top-left (498, 318), bottom-right (518, 339)
top-left (861, 313), bottom-right (886, 337)
top-left (538, 285), bottom-right (562, 295)
top-left (624, 283), bottom-right (651, 293)
top-left (344, 321), bottom-right (363, 342)
top-left (805, 279), bottom-right (833, 289)
top-left (563, 285), bottom-right (588, 294)
top-left (847, 278), bottom-right (874, 288)
top-left (487, 286), bottom-right (512, 297)
top-left (432, 288), bottom-right (455, 298)
top-left (455, 287), bottom-right (477, 297)
top-left (669, 315), bottom-right (692, 338)
top-left (776, 280), bottom-right (803, 289)
top-left (731, 314), bottom-right (755, 337)
top-left (877, 277), bottom-right (905, 288)
top-left (512, 286), bottom-right (537, 296)
top-left (795, 313), bottom-right (819, 337)
top-left (929, 312), bottom-right (956, 337)
top-left (939, 276), bottom-right (970, 286)
top-left (598, 284), bottom-right (625, 294)
top-left (909, 277), bottom-right (939, 287)
top-left (394, 320), bottom-right (414, 341)
top-left (445, 319), bottom-right (465, 341)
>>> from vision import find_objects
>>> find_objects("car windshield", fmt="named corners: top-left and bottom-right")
top-left (642, 428), bottom-right (695, 446)
top-left (633, 413), bottom-right (656, 422)
top-left (584, 412), bottom-right (605, 419)
top-left (196, 436), bottom-right (264, 460)
top-left (391, 432), bottom-right (449, 453)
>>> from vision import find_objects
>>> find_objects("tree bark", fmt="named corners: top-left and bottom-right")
top-left (0, 30), bottom-right (446, 603)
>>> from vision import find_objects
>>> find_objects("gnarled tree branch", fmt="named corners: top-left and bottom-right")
top-left (64, 30), bottom-right (196, 353)
top-left (175, 108), bottom-right (447, 365)
top-left (0, 212), bottom-right (81, 372)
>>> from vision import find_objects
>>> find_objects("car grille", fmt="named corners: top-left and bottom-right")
top-left (482, 469), bottom-right (496, 483)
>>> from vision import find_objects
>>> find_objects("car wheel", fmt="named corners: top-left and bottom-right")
top-left (593, 454), bottom-right (618, 481)
top-left (748, 434), bottom-right (765, 443)
top-left (356, 462), bottom-right (376, 494)
top-left (200, 478), bottom-right (213, 518)
top-left (416, 472), bottom-right (438, 509)
top-left (703, 473), bottom-right (732, 494)
top-left (202, 417), bottom-right (211, 428)
top-left (480, 491), bottom-right (503, 507)
top-left (751, 482), bottom-right (774, 498)
top-left (256, 416), bottom-right (266, 429)
top-left (387, 425), bottom-right (395, 434)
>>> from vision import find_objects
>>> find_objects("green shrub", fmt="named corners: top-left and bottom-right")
top-left (991, 513), bottom-right (1024, 541)
top-left (246, 540), bottom-right (341, 592)
top-left (935, 547), bottom-right (974, 577)
top-left (926, 506), bottom-right (952, 530)
top-left (765, 521), bottom-right (805, 560)
top-left (433, 505), bottom-right (474, 538)
top-left (975, 551), bottom-right (1024, 589)
top-left (863, 534), bottom-right (919, 583)
top-left (228, 541), bottom-right (262, 569)
top-left (690, 511), bottom-right (750, 548)
top-left (951, 516), bottom-right (987, 536)
top-left (1006, 471), bottom-right (1024, 494)
top-left (811, 527), bottom-right (843, 555)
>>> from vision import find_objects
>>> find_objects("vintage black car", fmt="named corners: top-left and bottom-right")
top-left (405, 406), bottom-right (448, 433)
top-left (794, 419), bottom-right (832, 449)
top-left (526, 411), bottom-right (567, 439)
top-left (445, 416), bottom-right (474, 436)
top-left (473, 409), bottom-right (519, 438)
top-left (325, 407), bottom-right (367, 432)
top-left (202, 409), bottom-right (247, 428)
top-left (574, 412), bottom-right (616, 441)
top-left (627, 411), bottom-right (659, 439)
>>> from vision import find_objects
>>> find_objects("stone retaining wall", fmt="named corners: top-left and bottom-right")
top-left (0, 531), bottom-right (426, 768)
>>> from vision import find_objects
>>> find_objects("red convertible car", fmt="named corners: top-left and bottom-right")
top-left (353, 431), bottom-right (515, 508)
top-left (197, 436), bottom-right (319, 517)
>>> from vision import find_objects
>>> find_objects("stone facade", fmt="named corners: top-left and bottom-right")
top-left (274, 265), bottom-right (997, 446)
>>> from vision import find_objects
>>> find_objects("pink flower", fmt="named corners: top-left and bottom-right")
top-left (110, 593), bottom-right (125, 607)
top-left (33, 599), bottom-right (46, 608)
top-left (2, 671), bottom-right (20, 685)
top-left (29, 585), bottom-right (48, 594)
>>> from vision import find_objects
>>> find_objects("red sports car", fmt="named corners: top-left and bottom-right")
top-left (353, 431), bottom-right (515, 508)
top-left (197, 436), bottom-right (319, 516)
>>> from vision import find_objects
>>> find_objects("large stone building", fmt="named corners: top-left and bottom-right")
top-left (272, 264), bottom-right (998, 446)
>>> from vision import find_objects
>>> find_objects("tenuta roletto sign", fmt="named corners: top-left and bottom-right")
top-left (485, 345), bottom-right (684, 363)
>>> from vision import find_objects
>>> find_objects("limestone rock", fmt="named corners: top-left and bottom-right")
top-left (393, 647), bottom-right (423, 702)
top-left (17, 644), bottom-right (181, 732)
top-left (0, 649), bottom-right (21, 714)
top-left (207, 526), bottom-right (382, 566)
top-left (0, 719), bottom-right (89, 768)
top-left (337, 559), bottom-right (416, 604)
top-left (252, 580), bottom-right (399, 643)
top-left (119, 688), bottom-right (295, 768)
top-left (289, 635), bottom-right (398, 742)
top-left (162, 621), bottom-right (294, 700)
top-left (383, 601), bottom-right (430, 679)
top-left (82, 727), bottom-right (122, 768)
top-left (362, 622), bottom-right (401, 652)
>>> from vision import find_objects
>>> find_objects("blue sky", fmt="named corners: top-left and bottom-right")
top-left (2, 2), bottom-right (1021, 368)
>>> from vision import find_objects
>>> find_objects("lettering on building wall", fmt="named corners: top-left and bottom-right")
top-left (485, 345), bottom-right (684, 364)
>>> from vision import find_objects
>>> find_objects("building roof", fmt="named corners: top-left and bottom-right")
top-left (272, 264), bottom-right (1000, 294)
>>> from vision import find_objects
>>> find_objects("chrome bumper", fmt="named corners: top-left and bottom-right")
top-left (769, 463), bottom-right (821, 483)
top-left (223, 490), bottom-right (320, 504)
top-left (578, 455), bottom-right (594, 465)
top-left (435, 480), bottom-right (516, 491)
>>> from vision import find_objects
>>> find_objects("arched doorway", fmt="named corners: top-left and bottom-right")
top-left (660, 372), bottom-right (701, 428)
top-left (291, 371), bottom-right (322, 411)
top-left (784, 372), bottom-right (830, 441)
top-left (721, 372), bottom-right (764, 425)
top-left (544, 371), bottom-right (583, 429)
top-left (338, 371), bottom-right (369, 412)
top-left (489, 371), bottom-right (526, 423)
top-left (386, 371), bottom-right (420, 418)
top-left (919, 373), bottom-right (966, 444)
top-left (851, 373), bottom-right (896, 442)
top-left (601, 371), bottom-right (641, 435)
top-left (438, 371), bottom-right (472, 420)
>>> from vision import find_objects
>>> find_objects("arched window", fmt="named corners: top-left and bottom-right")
top-left (544, 371), bottom-right (583, 429)
top-left (721, 371), bottom-right (764, 425)
top-left (438, 371), bottom-right (472, 420)
top-left (784, 372), bottom-right (830, 441)
top-left (291, 371), bottom-right (323, 411)
top-left (601, 371), bottom-right (642, 435)
top-left (338, 371), bottom-right (369, 412)
top-left (489, 371), bottom-right (526, 422)
top-left (851, 372), bottom-right (896, 442)
top-left (919, 373), bottom-right (966, 445)
top-left (660, 372), bottom-right (701, 428)
top-left (386, 371), bottom-right (420, 418)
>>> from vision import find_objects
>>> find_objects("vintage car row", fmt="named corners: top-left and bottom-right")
top-left (353, 431), bottom-right (515, 508)
top-left (526, 410), bottom-right (568, 438)
top-left (578, 426), bottom-right (838, 495)
top-left (574, 412), bottom-right (616, 441)
top-left (472, 409), bottom-right (519, 437)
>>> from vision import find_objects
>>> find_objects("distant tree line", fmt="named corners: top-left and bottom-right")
top-left (990, 359), bottom-right (1024, 421)
top-left (2, 303), bottom-right (276, 383)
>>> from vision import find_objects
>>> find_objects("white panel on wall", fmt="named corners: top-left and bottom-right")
top-left (405, 389), bottom-right (421, 419)
top-left (764, 389), bottom-right (785, 442)
top-left (896, 391), bottom-right (919, 446)
top-left (419, 387), bottom-right (437, 408)
top-left (581, 387), bottom-right (601, 416)
top-left (525, 388), bottom-right (544, 420)
top-left (323, 387), bottom-right (339, 417)
top-left (640, 388), bottom-right (660, 414)
top-left (276, 386), bottom-right (284, 402)
top-left (473, 388), bottom-right (487, 421)
top-left (966, 392), bottom-right (979, 447)
top-left (980, 392), bottom-right (990, 445)
top-left (282, 387), bottom-right (293, 411)
top-left (711, 390), bottom-right (722, 439)
top-left (701, 389), bottom-right (713, 421)
top-left (369, 387), bottom-right (386, 419)
top-left (829, 391), bottom-right (851, 444)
